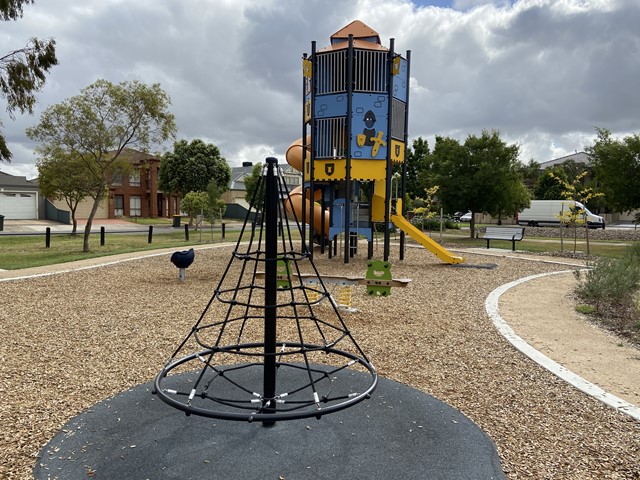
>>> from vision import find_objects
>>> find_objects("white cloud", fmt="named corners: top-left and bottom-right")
top-left (1, 0), bottom-right (639, 180)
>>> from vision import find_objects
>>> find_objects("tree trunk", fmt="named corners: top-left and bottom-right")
top-left (70, 204), bottom-right (78, 235)
top-left (83, 186), bottom-right (105, 252)
top-left (469, 213), bottom-right (475, 239)
top-left (66, 198), bottom-right (79, 235)
top-left (585, 214), bottom-right (590, 255)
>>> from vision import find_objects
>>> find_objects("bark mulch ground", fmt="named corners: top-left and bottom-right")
top-left (1, 244), bottom-right (639, 479)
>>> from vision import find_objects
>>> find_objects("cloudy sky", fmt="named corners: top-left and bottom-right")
top-left (2, 0), bottom-right (639, 179)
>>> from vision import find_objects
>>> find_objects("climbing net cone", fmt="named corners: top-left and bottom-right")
top-left (154, 158), bottom-right (377, 422)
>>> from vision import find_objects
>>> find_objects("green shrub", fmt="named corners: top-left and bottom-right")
top-left (575, 251), bottom-right (640, 308)
top-left (410, 216), bottom-right (460, 231)
top-left (574, 243), bottom-right (640, 344)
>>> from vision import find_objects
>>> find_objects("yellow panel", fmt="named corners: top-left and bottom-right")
top-left (308, 159), bottom-right (389, 181)
top-left (304, 159), bottom-right (311, 181)
top-left (371, 179), bottom-right (387, 221)
top-left (392, 56), bottom-right (401, 75)
top-left (313, 159), bottom-right (347, 181)
top-left (390, 140), bottom-right (405, 163)
top-left (303, 59), bottom-right (312, 78)
top-left (304, 99), bottom-right (311, 124)
top-left (350, 160), bottom-right (386, 181)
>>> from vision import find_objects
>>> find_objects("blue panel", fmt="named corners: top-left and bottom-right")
top-left (351, 93), bottom-right (388, 160)
top-left (315, 94), bottom-right (348, 118)
top-left (392, 57), bottom-right (408, 103)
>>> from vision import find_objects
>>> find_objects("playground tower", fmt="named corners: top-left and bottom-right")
top-left (286, 20), bottom-right (408, 263)
top-left (286, 20), bottom-right (463, 265)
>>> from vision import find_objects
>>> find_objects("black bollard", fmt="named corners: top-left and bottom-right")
top-left (184, 224), bottom-right (189, 241)
top-left (45, 227), bottom-right (51, 248)
top-left (100, 226), bottom-right (105, 246)
top-left (221, 223), bottom-right (226, 239)
top-left (148, 225), bottom-right (153, 244)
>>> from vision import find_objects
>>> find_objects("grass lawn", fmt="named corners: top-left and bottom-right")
top-left (0, 229), bottom-right (239, 270)
top-left (1, 224), bottom-right (633, 270)
top-left (385, 227), bottom-right (633, 259)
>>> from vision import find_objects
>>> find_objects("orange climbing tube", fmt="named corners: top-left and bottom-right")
top-left (285, 137), bottom-right (330, 238)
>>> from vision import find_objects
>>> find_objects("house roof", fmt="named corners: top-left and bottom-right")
top-left (0, 171), bottom-right (39, 189)
top-left (540, 151), bottom-right (590, 169)
top-left (116, 148), bottom-right (159, 164)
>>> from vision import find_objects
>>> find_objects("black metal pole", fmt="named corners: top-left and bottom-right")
top-left (263, 157), bottom-right (278, 426)
top-left (344, 34), bottom-right (354, 264)
top-left (400, 50), bottom-right (411, 261)
top-left (45, 227), bottom-right (51, 248)
top-left (148, 225), bottom-right (153, 244)
top-left (184, 224), bottom-right (189, 241)
top-left (320, 187), bottom-right (325, 254)
top-left (222, 223), bottom-right (226, 239)
top-left (383, 39), bottom-right (395, 262)
top-left (100, 226), bottom-right (105, 246)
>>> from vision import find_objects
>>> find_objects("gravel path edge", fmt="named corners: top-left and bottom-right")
top-left (486, 270), bottom-right (640, 421)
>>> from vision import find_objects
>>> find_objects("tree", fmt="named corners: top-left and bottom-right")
top-left (405, 137), bottom-right (430, 201)
top-left (587, 128), bottom-right (640, 214)
top-left (1, 0), bottom-right (57, 162)
top-left (181, 191), bottom-right (210, 228)
top-left (158, 139), bottom-right (231, 198)
top-left (36, 151), bottom-right (99, 234)
top-left (518, 158), bottom-right (541, 195)
top-left (27, 79), bottom-right (176, 252)
top-left (534, 167), bottom-right (568, 200)
top-left (549, 170), bottom-right (603, 253)
top-left (207, 180), bottom-right (226, 221)
top-left (425, 130), bottom-right (529, 237)
top-left (244, 163), bottom-right (264, 211)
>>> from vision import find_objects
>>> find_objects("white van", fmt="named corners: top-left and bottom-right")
top-left (517, 200), bottom-right (605, 229)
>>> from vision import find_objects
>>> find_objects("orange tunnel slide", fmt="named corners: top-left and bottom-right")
top-left (285, 138), bottom-right (330, 238)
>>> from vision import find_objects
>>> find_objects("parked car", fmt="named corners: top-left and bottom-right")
top-left (460, 211), bottom-right (472, 222)
top-left (452, 211), bottom-right (466, 222)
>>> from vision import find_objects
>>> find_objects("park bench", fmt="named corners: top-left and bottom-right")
top-left (482, 226), bottom-right (525, 251)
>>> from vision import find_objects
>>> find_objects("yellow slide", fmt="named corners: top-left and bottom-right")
top-left (391, 207), bottom-right (464, 264)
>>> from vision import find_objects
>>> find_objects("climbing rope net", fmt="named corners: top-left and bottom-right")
top-left (154, 158), bottom-right (377, 422)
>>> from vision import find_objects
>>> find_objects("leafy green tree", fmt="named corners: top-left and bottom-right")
top-left (426, 130), bottom-right (528, 237)
top-left (518, 158), bottom-right (541, 195)
top-left (181, 191), bottom-right (209, 227)
top-left (36, 150), bottom-right (99, 234)
top-left (497, 179), bottom-right (530, 225)
top-left (244, 162), bottom-right (264, 211)
top-left (1, 0), bottom-right (58, 162)
top-left (158, 139), bottom-right (231, 198)
top-left (207, 180), bottom-right (226, 221)
top-left (27, 79), bottom-right (176, 252)
top-left (549, 170), bottom-right (603, 253)
top-left (587, 128), bottom-right (640, 214)
top-left (405, 137), bottom-right (430, 200)
top-left (534, 167), bottom-right (568, 199)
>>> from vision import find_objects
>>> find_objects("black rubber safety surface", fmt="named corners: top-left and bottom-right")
top-left (34, 372), bottom-right (505, 480)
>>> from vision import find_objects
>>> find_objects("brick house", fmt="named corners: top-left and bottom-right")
top-left (107, 149), bottom-right (180, 219)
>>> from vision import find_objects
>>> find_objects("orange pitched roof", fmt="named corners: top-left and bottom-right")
top-left (321, 20), bottom-right (387, 52)
top-left (330, 20), bottom-right (381, 44)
